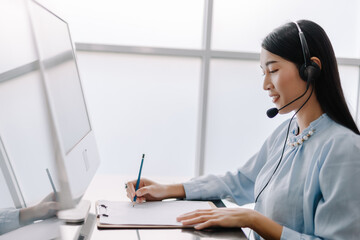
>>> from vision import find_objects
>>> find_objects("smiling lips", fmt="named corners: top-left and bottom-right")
top-left (270, 94), bottom-right (280, 103)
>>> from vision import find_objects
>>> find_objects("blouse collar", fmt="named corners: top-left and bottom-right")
top-left (288, 113), bottom-right (329, 146)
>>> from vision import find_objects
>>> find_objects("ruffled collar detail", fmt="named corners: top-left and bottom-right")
top-left (287, 113), bottom-right (327, 148)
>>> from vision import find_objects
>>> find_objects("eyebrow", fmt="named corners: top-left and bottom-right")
top-left (265, 60), bottom-right (278, 67)
top-left (260, 60), bottom-right (278, 69)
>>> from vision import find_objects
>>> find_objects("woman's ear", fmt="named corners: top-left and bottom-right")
top-left (310, 57), bottom-right (322, 70)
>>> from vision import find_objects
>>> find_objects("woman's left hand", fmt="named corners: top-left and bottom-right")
top-left (177, 208), bottom-right (255, 230)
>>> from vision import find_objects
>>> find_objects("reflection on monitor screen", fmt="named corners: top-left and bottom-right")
top-left (28, 0), bottom-right (100, 215)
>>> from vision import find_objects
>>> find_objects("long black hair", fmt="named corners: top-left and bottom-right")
top-left (262, 20), bottom-right (359, 134)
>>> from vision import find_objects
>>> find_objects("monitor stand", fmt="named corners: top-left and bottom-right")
top-left (57, 200), bottom-right (91, 223)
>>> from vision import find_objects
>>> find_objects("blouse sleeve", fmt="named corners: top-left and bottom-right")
top-left (281, 133), bottom-right (360, 240)
top-left (0, 208), bottom-right (22, 235)
top-left (183, 168), bottom-right (256, 206)
top-left (183, 125), bottom-right (281, 206)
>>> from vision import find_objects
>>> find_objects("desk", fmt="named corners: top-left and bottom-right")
top-left (61, 174), bottom-right (248, 240)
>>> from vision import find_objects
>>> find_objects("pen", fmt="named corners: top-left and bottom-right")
top-left (46, 168), bottom-right (58, 201)
top-left (133, 154), bottom-right (145, 206)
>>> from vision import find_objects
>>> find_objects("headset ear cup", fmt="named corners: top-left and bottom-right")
top-left (299, 61), bottom-right (321, 83)
top-left (299, 64), bottom-right (307, 81)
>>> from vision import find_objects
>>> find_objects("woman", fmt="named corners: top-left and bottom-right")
top-left (126, 20), bottom-right (360, 239)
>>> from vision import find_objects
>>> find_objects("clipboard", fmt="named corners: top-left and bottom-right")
top-left (95, 200), bottom-right (216, 229)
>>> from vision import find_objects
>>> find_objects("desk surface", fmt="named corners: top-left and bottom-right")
top-left (61, 174), bottom-right (248, 240)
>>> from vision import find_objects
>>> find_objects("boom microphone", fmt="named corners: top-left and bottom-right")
top-left (266, 85), bottom-right (310, 118)
top-left (266, 107), bottom-right (280, 118)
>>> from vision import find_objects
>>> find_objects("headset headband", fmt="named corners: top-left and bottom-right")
top-left (293, 21), bottom-right (311, 68)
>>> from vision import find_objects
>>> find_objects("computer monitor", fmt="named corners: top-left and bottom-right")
top-left (27, 0), bottom-right (100, 220)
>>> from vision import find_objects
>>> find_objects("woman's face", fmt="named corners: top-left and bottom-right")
top-left (260, 48), bottom-right (308, 114)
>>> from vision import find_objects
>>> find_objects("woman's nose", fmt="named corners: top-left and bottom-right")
top-left (263, 75), bottom-right (273, 91)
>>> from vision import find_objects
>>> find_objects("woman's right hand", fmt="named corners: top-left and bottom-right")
top-left (125, 178), bottom-right (185, 203)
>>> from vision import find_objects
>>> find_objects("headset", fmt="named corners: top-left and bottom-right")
top-left (294, 21), bottom-right (321, 85)
top-left (256, 21), bottom-right (321, 202)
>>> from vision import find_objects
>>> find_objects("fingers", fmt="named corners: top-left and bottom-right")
top-left (180, 215), bottom-right (212, 225)
top-left (125, 180), bottom-right (137, 200)
top-left (125, 178), bottom-right (163, 202)
top-left (135, 197), bottom-right (146, 203)
top-left (181, 214), bottom-right (221, 230)
top-left (177, 209), bottom-right (214, 221)
top-left (194, 219), bottom-right (218, 230)
top-left (177, 209), bottom-right (221, 230)
top-left (125, 179), bottom-right (150, 202)
top-left (134, 186), bottom-right (150, 203)
top-left (136, 186), bottom-right (151, 197)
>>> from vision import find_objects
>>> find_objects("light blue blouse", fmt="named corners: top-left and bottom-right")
top-left (184, 114), bottom-right (360, 239)
top-left (0, 208), bottom-right (21, 235)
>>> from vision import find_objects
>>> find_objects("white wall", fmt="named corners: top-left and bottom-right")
top-left (76, 52), bottom-right (200, 176)
top-left (37, 0), bottom-right (360, 58)
top-left (212, 0), bottom-right (359, 58)
top-left (36, 0), bottom-right (205, 49)
top-left (205, 60), bottom-right (289, 174)
top-left (338, 66), bottom-right (359, 119)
